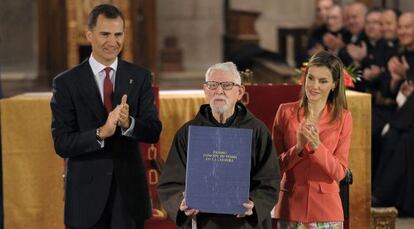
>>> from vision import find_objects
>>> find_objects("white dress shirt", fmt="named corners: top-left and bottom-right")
top-left (88, 55), bottom-right (135, 146)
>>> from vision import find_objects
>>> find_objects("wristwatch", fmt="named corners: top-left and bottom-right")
top-left (96, 128), bottom-right (103, 141)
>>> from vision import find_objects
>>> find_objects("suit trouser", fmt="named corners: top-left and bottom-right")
top-left (68, 175), bottom-right (144, 229)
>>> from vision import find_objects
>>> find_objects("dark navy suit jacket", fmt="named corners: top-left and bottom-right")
top-left (51, 59), bottom-right (162, 227)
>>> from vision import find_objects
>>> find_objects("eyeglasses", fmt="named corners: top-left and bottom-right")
top-left (204, 81), bottom-right (240, 90)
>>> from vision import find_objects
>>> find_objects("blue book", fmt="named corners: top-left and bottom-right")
top-left (185, 125), bottom-right (252, 215)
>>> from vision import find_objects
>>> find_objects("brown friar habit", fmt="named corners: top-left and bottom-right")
top-left (157, 102), bottom-right (280, 229)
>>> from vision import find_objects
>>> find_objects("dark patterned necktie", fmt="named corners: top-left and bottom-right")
top-left (103, 67), bottom-right (113, 113)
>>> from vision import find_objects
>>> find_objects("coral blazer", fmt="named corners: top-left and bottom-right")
top-left (272, 101), bottom-right (352, 223)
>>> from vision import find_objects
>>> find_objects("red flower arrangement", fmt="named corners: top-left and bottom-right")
top-left (295, 63), bottom-right (357, 88)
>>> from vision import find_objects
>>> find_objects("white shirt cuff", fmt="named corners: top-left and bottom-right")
top-left (121, 116), bottom-right (135, 137)
top-left (97, 139), bottom-right (104, 148)
top-left (381, 123), bottom-right (390, 136)
top-left (396, 90), bottom-right (407, 108)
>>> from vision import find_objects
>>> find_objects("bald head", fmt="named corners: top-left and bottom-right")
top-left (399, 12), bottom-right (414, 24)
top-left (398, 12), bottom-right (414, 49)
top-left (344, 2), bottom-right (367, 35)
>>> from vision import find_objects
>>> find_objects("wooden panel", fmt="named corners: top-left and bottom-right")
top-left (224, 10), bottom-right (260, 60)
top-left (38, 0), bottom-right (67, 86)
top-left (1, 95), bottom-right (64, 229)
top-left (277, 27), bottom-right (308, 66)
top-left (347, 90), bottom-right (372, 229)
top-left (131, 0), bottom-right (158, 72)
top-left (158, 90), bottom-right (206, 160)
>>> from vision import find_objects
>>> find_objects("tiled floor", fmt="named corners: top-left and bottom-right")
top-left (396, 218), bottom-right (414, 228)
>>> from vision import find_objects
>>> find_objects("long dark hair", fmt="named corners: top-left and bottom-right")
top-left (299, 50), bottom-right (348, 122)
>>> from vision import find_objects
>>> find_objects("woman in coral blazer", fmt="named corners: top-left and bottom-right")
top-left (272, 51), bottom-right (352, 229)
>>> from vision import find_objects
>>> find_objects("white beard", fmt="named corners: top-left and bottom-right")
top-left (212, 104), bottom-right (229, 114)
top-left (210, 95), bottom-right (229, 114)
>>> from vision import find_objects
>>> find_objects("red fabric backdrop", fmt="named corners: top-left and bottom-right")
top-left (141, 86), bottom-right (175, 228)
top-left (243, 84), bottom-right (302, 131)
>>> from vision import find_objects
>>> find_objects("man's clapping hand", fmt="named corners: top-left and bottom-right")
top-left (118, 94), bottom-right (130, 129)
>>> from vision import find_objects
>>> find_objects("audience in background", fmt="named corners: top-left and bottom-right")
top-left (296, 1), bottom-right (414, 217)
top-left (353, 7), bottom-right (385, 93)
top-left (380, 9), bottom-right (401, 67)
top-left (372, 12), bottom-right (414, 216)
top-left (323, 4), bottom-right (350, 54)
top-left (367, 9), bottom-right (401, 175)
top-left (306, 0), bottom-right (336, 58)
top-left (338, 2), bottom-right (368, 66)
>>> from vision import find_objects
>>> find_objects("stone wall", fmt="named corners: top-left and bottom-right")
top-left (3, 0), bottom-right (414, 83)
top-left (231, 0), bottom-right (314, 52)
top-left (0, 0), bottom-right (38, 80)
top-left (400, 1), bottom-right (414, 11)
top-left (157, 0), bottom-right (223, 72)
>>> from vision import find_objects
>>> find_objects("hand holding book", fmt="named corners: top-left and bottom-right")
top-left (180, 196), bottom-right (200, 216)
top-left (236, 200), bottom-right (254, 218)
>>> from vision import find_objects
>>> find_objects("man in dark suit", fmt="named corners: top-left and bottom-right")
top-left (50, 4), bottom-right (162, 229)
top-left (338, 1), bottom-right (368, 66)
